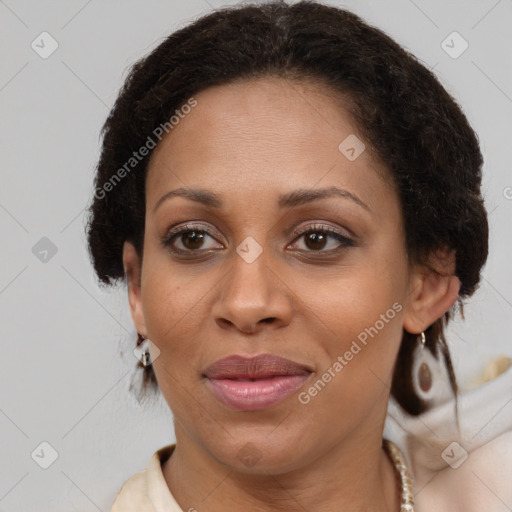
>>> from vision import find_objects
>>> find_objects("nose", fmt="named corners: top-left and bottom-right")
top-left (212, 247), bottom-right (293, 334)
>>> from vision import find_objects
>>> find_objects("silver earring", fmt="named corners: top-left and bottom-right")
top-left (141, 343), bottom-right (151, 367)
top-left (411, 331), bottom-right (436, 403)
top-left (135, 333), bottom-right (152, 367)
top-left (417, 332), bottom-right (432, 393)
top-left (140, 338), bottom-right (151, 367)
top-left (411, 331), bottom-right (454, 409)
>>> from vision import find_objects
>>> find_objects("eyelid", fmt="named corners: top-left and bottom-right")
top-left (288, 221), bottom-right (354, 242)
top-left (163, 222), bottom-right (223, 242)
top-left (162, 220), bottom-right (355, 252)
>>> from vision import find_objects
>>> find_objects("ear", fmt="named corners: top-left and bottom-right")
top-left (122, 241), bottom-right (147, 337)
top-left (403, 247), bottom-right (461, 334)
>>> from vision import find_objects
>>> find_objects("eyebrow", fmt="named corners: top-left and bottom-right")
top-left (153, 186), bottom-right (370, 213)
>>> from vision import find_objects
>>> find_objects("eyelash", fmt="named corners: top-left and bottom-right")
top-left (162, 222), bottom-right (355, 257)
top-left (290, 224), bottom-right (355, 252)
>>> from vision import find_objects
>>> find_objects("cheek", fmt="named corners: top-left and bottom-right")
top-left (293, 251), bottom-right (407, 400)
top-left (139, 256), bottom-right (214, 389)
top-left (298, 254), bottom-right (406, 346)
top-left (140, 231), bottom-right (217, 335)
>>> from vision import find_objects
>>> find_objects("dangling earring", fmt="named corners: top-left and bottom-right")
top-left (134, 333), bottom-right (160, 367)
top-left (129, 333), bottom-right (157, 407)
top-left (411, 331), bottom-right (455, 410)
top-left (135, 333), bottom-right (151, 367)
top-left (411, 331), bottom-right (435, 402)
top-left (417, 332), bottom-right (432, 393)
top-left (141, 342), bottom-right (151, 367)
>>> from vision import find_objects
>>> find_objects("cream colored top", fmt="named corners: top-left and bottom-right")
top-left (111, 363), bottom-right (512, 512)
top-left (111, 444), bottom-right (181, 512)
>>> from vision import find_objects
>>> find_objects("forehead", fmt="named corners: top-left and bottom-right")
top-left (145, 77), bottom-right (395, 212)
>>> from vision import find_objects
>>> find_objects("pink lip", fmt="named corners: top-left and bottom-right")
top-left (204, 354), bottom-right (312, 410)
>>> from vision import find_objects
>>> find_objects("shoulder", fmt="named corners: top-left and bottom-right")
top-left (385, 360), bottom-right (512, 512)
top-left (468, 430), bottom-right (512, 486)
top-left (110, 444), bottom-right (177, 512)
top-left (415, 430), bottom-right (512, 512)
top-left (111, 468), bottom-right (153, 512)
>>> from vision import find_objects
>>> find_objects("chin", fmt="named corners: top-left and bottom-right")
top-left (203, 427), bottom-right (313, 475)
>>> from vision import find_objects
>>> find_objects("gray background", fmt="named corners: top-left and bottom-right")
top-left (1, 0), bottom-right (511, 510)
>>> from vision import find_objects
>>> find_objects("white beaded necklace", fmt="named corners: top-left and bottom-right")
top-left (383, 439), bottom-right (415, 511)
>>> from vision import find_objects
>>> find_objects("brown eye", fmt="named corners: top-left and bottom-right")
top-left (289, 225), bottom-right (355, 253)
top-left (181, 231), bottom-right (206, 250)
top-left (162, 224), bottom-right (223, 254)
top-left (304, 232), bottom-right (328, 250)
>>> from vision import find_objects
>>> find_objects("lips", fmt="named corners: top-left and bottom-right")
top-left (203, 354), bottom-right (312, 410)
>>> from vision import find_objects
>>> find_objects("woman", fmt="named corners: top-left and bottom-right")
top-left (86, 1), bottom-right (512, 510)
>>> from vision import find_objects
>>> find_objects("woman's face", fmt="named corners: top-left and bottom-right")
top-left (125, 77), bottom-right (421, 473)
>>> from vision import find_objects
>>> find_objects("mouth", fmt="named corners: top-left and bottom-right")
top-left (203, 354), bottom-right (312, 410)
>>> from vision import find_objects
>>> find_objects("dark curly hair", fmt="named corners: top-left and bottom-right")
top-left (86, 0), bottom-right (488, 415)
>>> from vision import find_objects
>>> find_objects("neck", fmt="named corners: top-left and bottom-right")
top-left (162, 424), bottom-right (400, 512)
